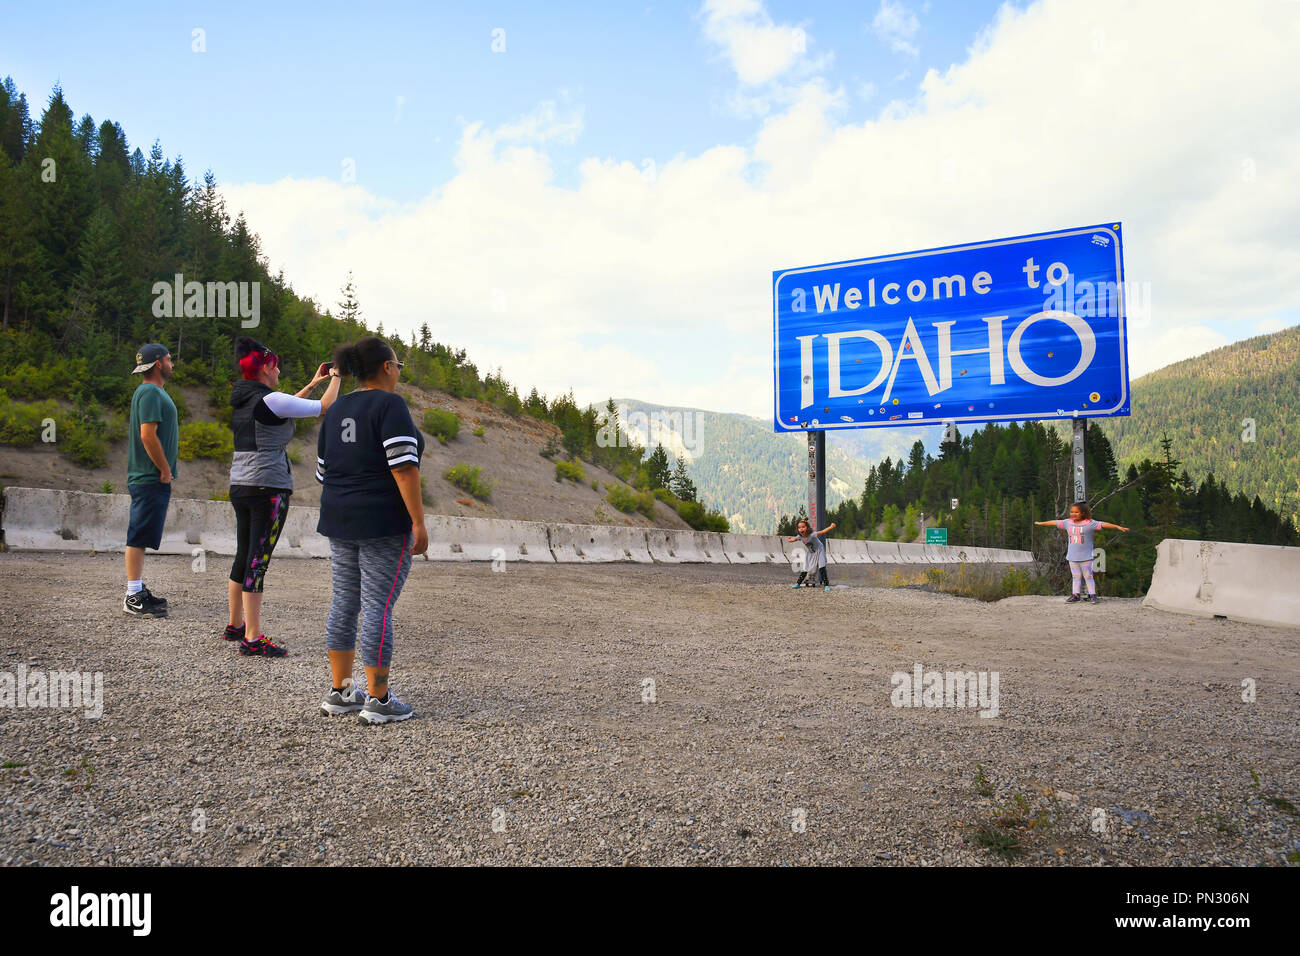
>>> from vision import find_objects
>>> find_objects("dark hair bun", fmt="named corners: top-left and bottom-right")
top-left (234, 336), bottom-right (265, 360)
top-left (333, 336), bottom-right (393, 381)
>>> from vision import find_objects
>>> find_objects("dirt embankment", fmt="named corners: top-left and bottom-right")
top-left (0, 383), bottom-right (690, 530)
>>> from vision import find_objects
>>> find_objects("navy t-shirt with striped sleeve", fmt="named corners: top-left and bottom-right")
top-left (315, 389), bottom-right (425, 540)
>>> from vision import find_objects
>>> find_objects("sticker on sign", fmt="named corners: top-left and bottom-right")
top-left (772, 224), bottom-right (1131, 432)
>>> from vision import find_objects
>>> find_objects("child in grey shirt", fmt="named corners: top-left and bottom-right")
top-left (1035, 502), bottom-right (1128, 603)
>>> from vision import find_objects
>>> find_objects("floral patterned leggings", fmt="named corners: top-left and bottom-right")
top-left (229, 490), bottom-right (291, 593)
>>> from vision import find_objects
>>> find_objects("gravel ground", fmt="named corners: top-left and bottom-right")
top-left (1, 551), bottom-right (1296, 866)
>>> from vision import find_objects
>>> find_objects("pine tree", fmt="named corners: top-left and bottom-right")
top-left (670, 454), bottom-right (697, 501)
top-left (645, 442), bottom-right (671, 490)
top-left (338, 271), bottom-right (362, 327)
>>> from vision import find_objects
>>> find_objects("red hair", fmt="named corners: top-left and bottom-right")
top-left (236, 337), bottom-right (277, 380)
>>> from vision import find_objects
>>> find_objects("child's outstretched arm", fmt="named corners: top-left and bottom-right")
top-left (1033, 519), bottom-right (1058, 527)
top-left (1097, 520), bottom-right (1129, 531)
top-left (814, 522), bottom-right (836, 536)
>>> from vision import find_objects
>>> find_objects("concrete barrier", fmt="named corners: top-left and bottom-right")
top-left (1, 487), bottom-right (1039, 570)
top-left (277, 504), bottom-right (331, 559)
top-left (720, 533), bottom-right (784, 563)
top-left (157, 496), bottom-right (209, 555)
top-left (1, 487), bottom-right (127, 552)
top-left (895, 542), bottom-right (930, 564)
top-left (423, 515), bottom-right (554, 563)
top-left (546, 522), bottom-right (653, 563)
top-left (826, 538), bottom-right (872, 564)
top-left (1143, 538), bottom-right (1300, 629)
top-left (644, 528), bottom-right (726, 563)
top-left (691, 532), bottom-right (731, 564)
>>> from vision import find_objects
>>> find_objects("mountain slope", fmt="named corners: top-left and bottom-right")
top-left (1106, 325), bottom-right (1299, 516)
top-left (613, 399), bottom-right (937, 533)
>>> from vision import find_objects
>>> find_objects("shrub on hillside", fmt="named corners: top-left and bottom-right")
top-left (675, 498), bottom-right (730, 533)
top-left (606, 483), bottom-right (655, 518)
top-left (555, 459), bottom-right (586, 483)
top-left (0, 393), bottom-right (58, 446)
top-left (0, 362), bottom-right (70, 401)
top-left (61, 417), bottom-right (109, 468)
top-left (168, 362), bottom-right (212, 388)
top-left (423, 408), bottom-right (459, 444)
top-left (444, 463), bottom-right (492, 499)
top-left (179, 422), bottom-right (234, 460)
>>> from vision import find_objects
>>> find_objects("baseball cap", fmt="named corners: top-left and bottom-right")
top-left (132, 343), bottom-right (170, 374)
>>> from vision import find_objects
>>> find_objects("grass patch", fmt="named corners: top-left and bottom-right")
top-left (1265, 796), bottom-right (1299, 817)
top-left (423, 408), bottom-right (459, 444)
top-left (473, 424), bottom-right (485, 439)
top-left (973, 826), bottom-right (1022, 860)
top-left (919, 564), bottom-right (1048, 601)
top-left (444, 463), bottom-right (492, 499)
top-left (605, 482), bottom-right (655, 518)
top-left (555, 459), bottom-right (586, 483)
top-left (178, 421), bottom-right (234, 461)
top-left (968, 765), bottom-right (1054, 861)
top-left (1195, 813), bottom-right (1241, 836)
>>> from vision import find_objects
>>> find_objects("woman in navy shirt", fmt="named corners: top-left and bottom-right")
top-left (316, 336), bottom-right (429, 723)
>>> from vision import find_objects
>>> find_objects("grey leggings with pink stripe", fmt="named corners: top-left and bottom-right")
top-left (325, 533), bottom-right (412, 668)
top-left (1069, 560), bottom-right (1095, 596)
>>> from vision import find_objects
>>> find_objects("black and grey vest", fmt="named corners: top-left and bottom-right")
top-left (230, 380), bottom-right (295, 490)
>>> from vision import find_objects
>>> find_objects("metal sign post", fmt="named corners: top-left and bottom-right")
top-left (808, 430), bottom-right (825, 530)
top-left (1072, 417), bottom-right (1087, 503)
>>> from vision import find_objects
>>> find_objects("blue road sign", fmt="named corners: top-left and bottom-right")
top-left (772, 223), bottom-right (1131, 432)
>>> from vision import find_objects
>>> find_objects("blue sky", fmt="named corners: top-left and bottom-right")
top-left (3, 0), bottom-right (1297, 424)
top-left (8, 0), bottom-right (1005, 200)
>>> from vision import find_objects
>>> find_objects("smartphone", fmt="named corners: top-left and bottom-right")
top-left (322, 362), bottom-right (334, 372)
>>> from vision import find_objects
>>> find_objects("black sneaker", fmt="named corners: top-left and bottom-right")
top-left (1065, 594), bottom-right (1081, 603)
top-left (1088, 595), bottom-right (1100, 604)
top-left (222, 623), bottom-right (246, 641)
top-left (239, 635), bottom-right (288, 657)
top-left (124, 592), bottom-right (167, 617)
top-left (139, 586), bottom-right (167, 608)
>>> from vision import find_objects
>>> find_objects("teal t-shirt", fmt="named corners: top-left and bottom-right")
top-left (127, 383), bottom-right (179, 485)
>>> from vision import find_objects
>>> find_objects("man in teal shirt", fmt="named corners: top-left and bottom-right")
top-left (124, 343), bottom-right (178, 617)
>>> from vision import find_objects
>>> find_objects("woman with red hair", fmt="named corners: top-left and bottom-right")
top-left (223, 337), bottom-right (341, 657)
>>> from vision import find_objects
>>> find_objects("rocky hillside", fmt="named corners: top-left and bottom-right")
top-left (0, 383), bottom-right (692, 531)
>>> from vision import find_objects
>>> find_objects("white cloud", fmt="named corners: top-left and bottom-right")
top-left (222, 0), bottom-right (1300, 422)
top-left (871, 0), bottom-right (921, 57)
top-left (700, 0), bottom-right (812, 85)
top-left (1254, 317), bottom-right (1286, 336)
